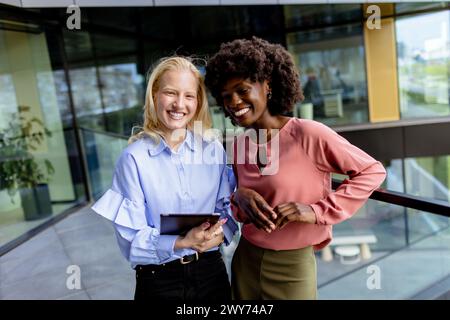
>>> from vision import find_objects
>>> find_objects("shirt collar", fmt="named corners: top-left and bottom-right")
top-left (147, 130), bottom-right (197, 157)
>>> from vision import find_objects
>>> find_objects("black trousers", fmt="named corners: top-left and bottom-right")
top-left (134, 250), bottom-right (231, 301)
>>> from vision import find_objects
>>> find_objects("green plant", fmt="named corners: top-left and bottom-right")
top-left (0, 105), bottom-right (55, 203)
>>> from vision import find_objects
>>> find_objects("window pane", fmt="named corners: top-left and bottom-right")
top-left (405, 155), bottom-right (450, 203)
top-left (0, 26), bottom-right (86, 248)
top-left (284, 4), bottom-right (362, 30)
top-left (396, 11), bottom-right (450, 119)
top-left (287, 23), bottom-right (369, 126)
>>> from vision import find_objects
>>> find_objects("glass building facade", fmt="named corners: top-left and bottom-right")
top-left (397, 10), bottom-right (450, 119)
top-left (0, 2), bottom-right (449, 293)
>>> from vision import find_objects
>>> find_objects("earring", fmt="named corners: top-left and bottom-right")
top-left (267, 90), bottom-right (272, 100)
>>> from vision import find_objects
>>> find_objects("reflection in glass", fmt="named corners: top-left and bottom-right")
top-left (325, 155), bottom-right (450, 298)
top-left (332, 159), bottom-right (407, 252)
top-left (69, 66), bottom-right (104, 130)
top-left (405, 155), bottom-right (450, 203)
top-left (52, 70), bottom-right (72, 128)
top-left (81, 129), bottom-right (128, 200)
top-left (396, 11), bottom-right (450, 119)
top-left (395, 2), bottom-right (449, 15)
top-left (332, 154), bottom-right (450, 250)
top-left (287, 23), bottom-right (368, 126)
top-left (99, 62), bottom-right (145, 136)
top-left (98, 63), bottom-right (141, 113)
top-left (63, 29), bottom-right (145, 136)
top-left (407, 208), bottom-right (449, 244)
top-left (284, 4), bottom-right (362, 30)
top-left (0, 27), bottom-right (84, 248)
top-left (383, 159), bottom-right (404, 193)
top-left (318, 221), bottom-right (450, 299)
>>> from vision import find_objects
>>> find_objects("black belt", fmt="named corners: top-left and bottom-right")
top-left (135, 250), bottom-right (220, 271)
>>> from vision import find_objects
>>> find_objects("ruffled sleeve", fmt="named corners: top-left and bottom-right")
top-left (92, 151), bottom-right (148, 229)
top-left (91, 151), bottom-right (179, 266)
top-left (92, 188), bottom-right (147, 230)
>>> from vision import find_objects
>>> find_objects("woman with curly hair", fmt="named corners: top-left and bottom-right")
top-left (205, 37), bottom-right (386, 300)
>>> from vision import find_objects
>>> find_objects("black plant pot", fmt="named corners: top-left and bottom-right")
top-left (20, 184), bottom-right (53, 221)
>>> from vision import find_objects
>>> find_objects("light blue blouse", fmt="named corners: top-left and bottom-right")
top-left (92, 130), bottom-right (238, 268)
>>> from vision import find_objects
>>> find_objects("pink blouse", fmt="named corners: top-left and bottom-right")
top-left (231, 118), bottom-right (386, 251)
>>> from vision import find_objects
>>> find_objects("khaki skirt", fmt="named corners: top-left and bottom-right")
top-left (231, 236), bottom-right (317, 300)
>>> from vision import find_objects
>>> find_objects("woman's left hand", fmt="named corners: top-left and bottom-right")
top-left (192, 227), bottom-right (224, 253)
top-left (273, 202), bottom-right (316, 229)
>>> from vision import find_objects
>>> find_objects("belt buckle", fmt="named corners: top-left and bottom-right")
top-left (180, 252), bottom-right (199, 265)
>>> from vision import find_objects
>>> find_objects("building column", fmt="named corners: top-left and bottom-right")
top-left (364, 4), bottom-right (400, 123)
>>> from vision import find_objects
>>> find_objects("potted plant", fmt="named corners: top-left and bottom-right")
top-left (0, 105), bottom-right (55, 220)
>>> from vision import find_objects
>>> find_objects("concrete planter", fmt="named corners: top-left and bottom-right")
top-left (20, 184), bottom-right (53, 221)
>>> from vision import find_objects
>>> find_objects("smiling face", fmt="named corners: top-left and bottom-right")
top-left (154, 69), bottom-right (198, 138)
top-left (220, 77), bottom-right (271, 128)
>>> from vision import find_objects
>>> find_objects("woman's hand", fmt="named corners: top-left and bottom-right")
top-left (175, 218), bottom-right (227, 252)
top-left (234, 187), bottom-right (277, 233)
top-left (191, 230), bottom-right (224, 253)
top-left (273, 202), bottom-right (316, 229)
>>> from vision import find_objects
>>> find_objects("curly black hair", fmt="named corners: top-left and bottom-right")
top-left (205, 36), bottom-right (304, 116)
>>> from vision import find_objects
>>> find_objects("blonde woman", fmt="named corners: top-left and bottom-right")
top-left (92, 57), bottom-right (238, 301)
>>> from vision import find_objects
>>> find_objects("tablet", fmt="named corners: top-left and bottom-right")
top-left (160, 213), bottom-right (221, 235)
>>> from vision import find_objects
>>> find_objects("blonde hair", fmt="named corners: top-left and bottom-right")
top-left (129, 56), bottom-right (212, 144)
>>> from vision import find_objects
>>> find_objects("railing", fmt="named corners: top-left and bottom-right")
top-left (332, 180), bottom-right (450, 218)
top-left (81, 126), bottom-right (450, 215)
top-left (80, 127), bottom-right (450, 299)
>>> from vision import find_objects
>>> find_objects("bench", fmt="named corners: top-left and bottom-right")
top-left (321, 234), bottom-right (377, 262)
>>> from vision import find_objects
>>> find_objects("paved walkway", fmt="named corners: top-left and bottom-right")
top-left (0, 205), bottom-right (449, 299)
top-left (0, 206), bottom-right (134, 300)
top-left (0, 205), bottom-right (239, 300)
